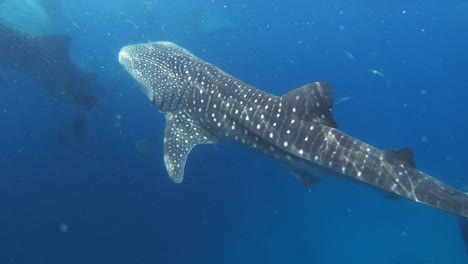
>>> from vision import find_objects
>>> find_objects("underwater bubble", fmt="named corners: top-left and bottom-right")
top-left (59, 223), bottom-right (69, 233)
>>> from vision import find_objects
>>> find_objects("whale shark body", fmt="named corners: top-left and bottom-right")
top-left (0, 18), bottom-right (98, 107)
top-left (0, 0), bottom-right (53, 36)
top-left (119, 41), bottom-right (468, 219)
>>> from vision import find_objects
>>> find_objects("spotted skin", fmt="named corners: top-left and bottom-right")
top-left (0, 18), bottom-right (100, 107)
top-left (119, 41), bottom-right (468, 218)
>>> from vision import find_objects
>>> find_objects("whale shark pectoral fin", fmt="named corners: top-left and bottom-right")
top-left (459, 218), bottom-right (468, 254)
top-left (291, 171), bottom-right (319, 188)
top-left (282, 82), bottom-right (338, 128)
top-left (383, 148), bottom-right (416, 167)
top-left (163, 112), bottom-right (216, 183)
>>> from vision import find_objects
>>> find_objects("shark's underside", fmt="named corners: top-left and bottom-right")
top-left (119, 41), bottom-right (468, 219)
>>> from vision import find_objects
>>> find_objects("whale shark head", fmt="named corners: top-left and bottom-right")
top-left (119, 41), bottom-right (205, 112)
top-left (119, 41), bottom-right (221, 183)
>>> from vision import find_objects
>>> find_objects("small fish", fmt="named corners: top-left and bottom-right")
top-left (344, 51), bottom-right (355, 61)
top-left (369, 69), bottom-right (390, 86)
top-left (335, 96), bottom-right (353, 105)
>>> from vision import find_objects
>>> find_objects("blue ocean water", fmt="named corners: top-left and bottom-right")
top-left (1, 0), bottom-right (467, 263)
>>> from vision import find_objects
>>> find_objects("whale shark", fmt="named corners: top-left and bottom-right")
top-left (0, 0), bottom-right (53, 36)
top-left (119, 41), bottom-right (468, 219)
top-left (0, 17), bottom-right (98, 107)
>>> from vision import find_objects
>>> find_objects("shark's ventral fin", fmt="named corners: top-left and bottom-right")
top-left (292, 171), bottom-right (319, 187)
top-left (383, 148), bottom-right (416, 167)
top-left (164, 112), bottom-right (216, 183)
top-left (281, 82), bottom-right (337, 128)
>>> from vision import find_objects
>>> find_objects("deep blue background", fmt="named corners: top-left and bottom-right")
top-left (1, 0), bottom-right (467, 263)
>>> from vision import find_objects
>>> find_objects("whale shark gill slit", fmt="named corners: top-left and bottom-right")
top-left (119, 41), bottom-right (468, 219)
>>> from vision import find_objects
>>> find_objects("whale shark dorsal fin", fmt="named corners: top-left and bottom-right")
top-left (383, 148), bottom-right (416, 167)
top-left (163, 112), bottom-right (216, 183)
top-left (281, 82), bottom-right (337, 128)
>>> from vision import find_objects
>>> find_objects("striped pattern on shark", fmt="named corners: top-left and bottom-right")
top-left (119, 41), bottom-right (468, 218)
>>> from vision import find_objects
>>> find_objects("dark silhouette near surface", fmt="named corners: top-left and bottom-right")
top-left (0, 17), bottom-right (101, 108)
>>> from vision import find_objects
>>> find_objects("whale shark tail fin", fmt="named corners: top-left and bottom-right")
top-left (459, 218), bottom-right (468, 254)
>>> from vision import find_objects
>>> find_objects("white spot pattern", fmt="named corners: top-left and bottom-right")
top-left (119, 42), bottom-right (468, 221)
